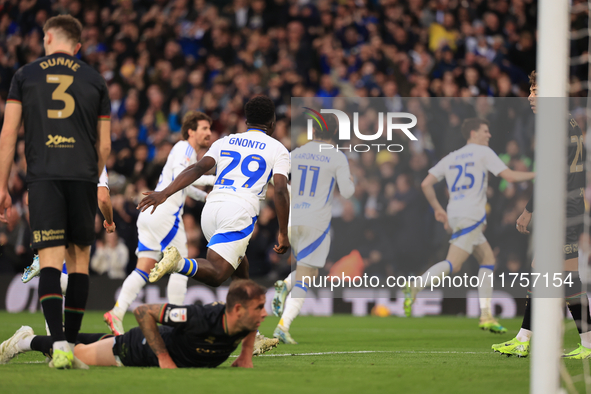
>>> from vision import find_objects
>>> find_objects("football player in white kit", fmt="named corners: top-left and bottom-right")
top-left (271, 114), bottom-right (355, 344)
top-left (138, 95), bottom-right (290, 355)
top-left (404, 118), bottom-right (535, 332)
top-left (103, 111), bottom-right (215, 335)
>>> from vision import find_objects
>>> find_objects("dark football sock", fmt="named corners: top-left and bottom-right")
top-left (64, 273), bottom-right (89, 343)
top-left (39, 268), bottom-right (66, 342)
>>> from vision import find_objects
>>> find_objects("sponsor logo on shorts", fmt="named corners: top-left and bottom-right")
top-left (564, 243), bottom-right (579, 256)
top-left (169, 308), bottom-right (187, 322)
top-left (46, 135), bottom-right (76, 148)
top-left (33, 229), bottom-right (65, 242)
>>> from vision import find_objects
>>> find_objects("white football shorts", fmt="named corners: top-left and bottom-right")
top-left (201, 201), bottom-right (257, 270)
top-left (136, 208), bottom-right (188, 260)
top-left (448, 215), bottom-right (487, 254)
top-left (290, 224), bottom-right (331, 269)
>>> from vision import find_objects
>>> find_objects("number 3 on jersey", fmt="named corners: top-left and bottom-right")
top-left (46, 74), bottom-right (75, 119)
top-left (450, 162), bottom-right (475, 192)
top-left (215, 150), bottom-right (267, 188)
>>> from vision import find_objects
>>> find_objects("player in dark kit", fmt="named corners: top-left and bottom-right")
top-left (492, 71), bottom-right (591, 359)
top-left (0, 280), bottom-right (267, 369)
top-left (0, 15), bottom-right (111, 369)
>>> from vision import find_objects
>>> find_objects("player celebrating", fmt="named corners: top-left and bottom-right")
top-left (272, 114), bottom-right (354, 344)
top-left (0, 279), bottom-right (266, 369)
top-left (103, 111), bottom-right (215, 336)
top-left (138, 96), bottom-right (289, 355)
top-left (0, 15), bottom-right (111, 369)
top-left (137, 95), bottom-right (290, 285)
top-left (492, 71), bottom-right (591, 359)
top-left (404, 118), bottom-right (535, 332)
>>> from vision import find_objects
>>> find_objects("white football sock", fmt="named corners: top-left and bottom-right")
top-left (278, 281), bottom-right (308, 330)
top-left (167, 273), bottom-right (189, 305)
top-left (113, 269), bottom-right (148, 320)
top-left (283, 271), bottom-right (295, 292)
top-left (60, 273), bottom-right (68, 296)
top-left (53, 340), bottom-right (70, 353)
top-left (516, 328), bottom-right (532, 342)
top-left (580, 331), bottom-right (591, 349)
top-left (16, 336), bottom-right (34, 352)
top-left (478, 265), bottom-right (494, 317)
top-left (416, 260), bottom-right (452, 293)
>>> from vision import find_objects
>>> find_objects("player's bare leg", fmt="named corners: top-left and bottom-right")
top-left (274, 265), bottom-right (317, 344)
top-left (105, 256), bottom-right (156, 335)
top-left (74, 338), bottom-right (118, 367)
top-left (404, 245), bottom-right (470, 317)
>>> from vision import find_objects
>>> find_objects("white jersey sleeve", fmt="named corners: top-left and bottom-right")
top-left (192, 175), bottom-right (216, 187)
top-left (97, 166), bottom-right (108, 189)
top-left (185, 186), bottom-right (208, 202)
top-left (482, 147), bottom-right (508, 176)
top-left (428, 155), bottom-right (449, 181)
top-left (335, 153), bottom-right (354, 199)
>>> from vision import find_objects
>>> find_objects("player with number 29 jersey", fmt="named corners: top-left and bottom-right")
top-left (204, 130), bottom-right (290, 217)
top-left (200, 129), bottom-right (290, 268)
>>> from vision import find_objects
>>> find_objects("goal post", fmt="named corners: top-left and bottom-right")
top-left (530, 0), bottom-right (569, 393)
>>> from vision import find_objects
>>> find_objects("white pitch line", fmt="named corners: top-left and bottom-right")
top-left (234, 350), bottom-right (490, 358)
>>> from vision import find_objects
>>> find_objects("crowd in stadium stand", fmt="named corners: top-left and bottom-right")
top-left (0, 0), bottom-right (588, 282)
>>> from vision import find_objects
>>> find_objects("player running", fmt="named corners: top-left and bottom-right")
top-left (0, 15), bottom-right (111, 369)
top-left (137, 95), bottom-right (290, 355)
top-left (0, 279), bottom-right (266, 369)
top-left (492, 71), bottom-right (591, 359)
top-left (271, 114), bottom-right (354, 344)
top-left (404, 118), bottom-right (535, 333)
top-left (103, 111), bottom-right (215, 336)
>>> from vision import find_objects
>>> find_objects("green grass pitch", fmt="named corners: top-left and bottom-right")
top-left (0, 312), bottom-right (587, 394)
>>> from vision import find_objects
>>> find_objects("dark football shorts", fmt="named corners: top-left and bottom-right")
top-left (28, 180), bottom-right (97, 249)
top-left (113, 327), bottom-right (168, 367)
top-left (564, 224), bottom-right (583, 260)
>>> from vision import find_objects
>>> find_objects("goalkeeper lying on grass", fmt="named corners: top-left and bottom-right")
top-left (0, 279), bottom-right (271, 369)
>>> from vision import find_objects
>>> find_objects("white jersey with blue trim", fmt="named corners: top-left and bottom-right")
top-left (204, 129), bottom-right (290, 216)
top-left (98, 166), bottom-right (108, 188)
top-left (152, 140), bottom-right (200, 216)
top-left (290, 141), bottom-right (355, 231)
top-left (429, 143), bottom-right (507, 222)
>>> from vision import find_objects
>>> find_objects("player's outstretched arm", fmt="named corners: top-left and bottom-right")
top-left (96, 120), bottom-right (111, 178)
top-left (498, 169), bottom-right (535, 183)
top-left (231, 331), bottom-right (255, 368)
top-left (421, 174), bottom-right (448, 225)
top-left (273, 173), bottom-right (290, 254)
top-left (98, 186), bottom-right (116, 233)
top-left (138, 156), bottom-right (216, 213)
top-left (0, 102), bottom-right (22, 223)
top-left (134, 304), bottom-right (177, 369)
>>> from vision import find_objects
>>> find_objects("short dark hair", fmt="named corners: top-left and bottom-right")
top-left (181, 111), bottom-right (212, 140)
top-left (314, 113), bottom-right (337, 141)
top-left (461, 118), bottom-right (489, 140)
top-left (244, 95), bottom-right (275, 126)
top-left (43, 15), bottom-right (82, 45)
top-left (528, 70), bottom-right (536, 86)
top-left (226, 279), bottom-right (267, 310)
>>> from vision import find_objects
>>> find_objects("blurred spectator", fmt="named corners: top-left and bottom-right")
top-left (90, 232), bottom-right (129, 279)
